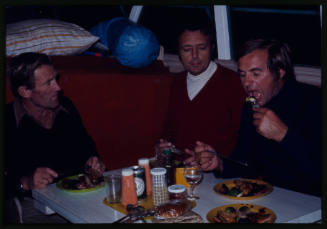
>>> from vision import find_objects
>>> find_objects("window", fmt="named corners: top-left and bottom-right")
top-left (138, 6), bottom-right (216, 55)
top-left (228, 5), bottom-right (321, 67)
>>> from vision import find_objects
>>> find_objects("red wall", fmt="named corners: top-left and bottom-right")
top-left (5, 56), bottom-right (175, 170)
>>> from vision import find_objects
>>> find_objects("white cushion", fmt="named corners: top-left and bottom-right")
top-left (6, 19), bottom-right (99, 56)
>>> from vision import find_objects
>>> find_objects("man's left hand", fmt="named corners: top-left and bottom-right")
top-left (252, 107), bottom-right (288, 142)
top-left (85, 156), bottom-right (106, 175)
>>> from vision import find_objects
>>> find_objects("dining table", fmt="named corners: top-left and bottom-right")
top-left (32, 169), bottom-right (322, 223)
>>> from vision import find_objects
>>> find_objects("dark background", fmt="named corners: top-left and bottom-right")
top-left (5, 5), bottom-right (321, 67)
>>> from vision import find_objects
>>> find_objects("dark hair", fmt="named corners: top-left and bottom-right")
top-left (176, 10), bottom-right (216, 59)
top-left (236, 38), bottom-right (295, 81)
top-left (8, 52), bottom-right (53, 98)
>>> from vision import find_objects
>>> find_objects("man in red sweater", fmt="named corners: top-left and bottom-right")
top-left (155, 13), bottom-right (245, 161)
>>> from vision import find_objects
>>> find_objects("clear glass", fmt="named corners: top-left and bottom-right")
top-left (183, 165), bottom-right (203, 200)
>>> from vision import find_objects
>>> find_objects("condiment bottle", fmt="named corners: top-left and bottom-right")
top-left (138, 158), bottom-right (152, 196)
top-left (168, 184), bottom-right (187, 201)
top-left (157, 149), bottom-right (175, 186)
top-left (121, 168), bottom-right (138, 207)
top-left (175, 167), bottom-right (190, 187)
top-left (150, 167), bottom-right (169, 206)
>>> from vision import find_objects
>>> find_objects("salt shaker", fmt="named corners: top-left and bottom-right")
top-left (150, 167), bottom-right (169, 206)
top-left (121, 168), bottom-right (138, 207)
top-left (138, 158), bottom-right (152, 196)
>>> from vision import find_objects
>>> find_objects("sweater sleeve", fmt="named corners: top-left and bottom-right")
top-left (278, 90), bottom-right (321, 177)
top-left (217, 104), bottom-right (258, 179)
top-left (218, 70), bottom-right (246, 156)
top-left (160, 76), bottom-right (182, 143)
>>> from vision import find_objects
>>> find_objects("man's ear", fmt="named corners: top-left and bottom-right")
top-left (18, 86), bottom-right (32, 98)
top-left (279, 69), bottom-right (286, 79)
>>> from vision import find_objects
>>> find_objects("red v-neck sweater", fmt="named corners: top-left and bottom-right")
top-left (162, 64), bottom-right (246, 157)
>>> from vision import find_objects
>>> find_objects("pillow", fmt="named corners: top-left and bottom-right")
top-left (6, 19), bottom-right (99, 56)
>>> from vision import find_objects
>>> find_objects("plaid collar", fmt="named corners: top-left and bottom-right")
top-left (13, 99), bottom-right (68, 128)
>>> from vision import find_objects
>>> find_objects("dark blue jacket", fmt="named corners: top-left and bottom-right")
top-left (220, 79), bottom-right (321, 196)
top-left (5, 96), bottom-right (98, 199)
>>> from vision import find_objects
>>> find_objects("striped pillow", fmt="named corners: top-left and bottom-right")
top-left (6, 19), bottom-right (99, 56)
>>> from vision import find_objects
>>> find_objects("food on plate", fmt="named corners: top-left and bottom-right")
top-left (213, 205), bottom-right (275, 223)
top-left (154, 200), bottom-right (192, 219)
top-left (61, 173), bottom-right (104, 190)
top-left (152, 210), bottom-right (204, 223)
top-left (245, 96), bottom-right (259, 108)
top-left (218, 179), bottom-right (270, 197)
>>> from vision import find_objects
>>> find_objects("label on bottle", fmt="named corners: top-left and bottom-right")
top-left (134, 177), bottom-right (145, 197)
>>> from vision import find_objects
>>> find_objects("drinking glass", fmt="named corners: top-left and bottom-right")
top-left (183, 165), bottom-right (203, 200)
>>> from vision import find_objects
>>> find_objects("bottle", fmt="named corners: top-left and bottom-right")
top-left (121, 168), bottom-right (138, 207)
top-left (158, 149), bottom-right (174, 186)
top-left (175, 167), bottom-right (190, 188)
top-left (138, 158), bottom-right (152, 196)
top-left (129, 165), bottom-right (147, 200)
top-left (150, 168), bottom-right (169, 206)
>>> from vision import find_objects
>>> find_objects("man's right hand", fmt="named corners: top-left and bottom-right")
top-left (21, 167), bottom-right (58, 190)
top-left (184, 141), bottom-right (223, 172)
top-left (155, 139), bottom-right (175, 156)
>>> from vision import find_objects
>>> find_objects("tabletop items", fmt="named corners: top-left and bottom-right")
top-left (206, 203), bottom-right (276, 223)
top-left (104, 174), bottom-right (121, 204)
top-left (53, 155), bottom-right (317, 224)
top-left (213, 179), bottom-right (273, 200)
top-left (151, 168), bottom-right (169, 206)
top-left (121, 168), bottom-right (138, 207)
top-left (138, 158), bottom-right (152, 196)
top-left (130, 165), bottom-right (147, 200)
top-left (56, 174), bottom-right (104, 193)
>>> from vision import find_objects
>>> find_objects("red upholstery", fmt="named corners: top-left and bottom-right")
top-left (5, 56), bottom-right (175, 170)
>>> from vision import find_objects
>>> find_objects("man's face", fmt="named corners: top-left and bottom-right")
top-left (238, 49), bottom-right (284, 106)
top-left (178, 30), bottom-right (211, 76)
top-left (30, 64), bottom-right (61, 109)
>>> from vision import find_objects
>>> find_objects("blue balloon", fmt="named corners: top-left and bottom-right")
top-left (91, 17), bottom-right (160, 68)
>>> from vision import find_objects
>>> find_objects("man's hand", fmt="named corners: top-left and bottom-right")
top-left (252, 107), bottom-right (288, 142)
top-left (22, 167), bottom-right (58, 190)
top-left (155, 139), bottom-right (174, 156)
top-left (85, 156), bottom-right (106, 175)
top-left (183, 141), bottom-right (222, 172)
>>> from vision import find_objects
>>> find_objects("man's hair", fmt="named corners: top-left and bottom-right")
top-left (236, 38), bottom-right (295, 81)
top-left (176, 10), bottom-right (216, 59)
top-left (8, 52), bottom-right (53, 98)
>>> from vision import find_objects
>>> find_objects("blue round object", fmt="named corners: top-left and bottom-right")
top-left (91, 17), bottom-right (160, 68)
top-left (108, 18), bottom-right (160, 68)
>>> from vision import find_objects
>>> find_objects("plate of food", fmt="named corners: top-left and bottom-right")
top-left (152, 200), bottom-right (203, 223)
top-left (213, 178), bottom-right (273, 200)
top-left (56, 174), bottom-right (104, 193)
top-left (206, 203), bottom-right (276, 223)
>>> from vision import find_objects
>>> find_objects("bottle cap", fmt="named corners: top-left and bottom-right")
top-left (168, 184), bottom-right (186, 193)
top-left (122, 168), bottom-right (133, 176)
top-left (138, 158), bottom-right (149, 165)
top-left (150, 167), bottom-right (166, 175)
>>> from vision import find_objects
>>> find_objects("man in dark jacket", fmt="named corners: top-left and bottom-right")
top-left (5, 52), bottom-right (106, 223)
top-left (185, 39), bottom-right (321, 196)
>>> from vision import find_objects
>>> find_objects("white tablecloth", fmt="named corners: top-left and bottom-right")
top-left (32, 172), bottom-right (321, 223)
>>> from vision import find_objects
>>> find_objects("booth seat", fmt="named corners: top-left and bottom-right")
top-left (5, 56), bottom-right (175, 170)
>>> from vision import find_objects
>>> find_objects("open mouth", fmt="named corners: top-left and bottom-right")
top-left (247, 91), bottom-right (262, 107)
top-left (248, 91), bottom-right (262, 101)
